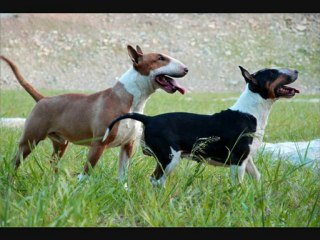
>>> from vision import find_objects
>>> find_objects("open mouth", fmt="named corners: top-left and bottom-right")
top-left (155, 75), bottom-right (185, 94)
top-left (276, 85), bottom-right (300, 98)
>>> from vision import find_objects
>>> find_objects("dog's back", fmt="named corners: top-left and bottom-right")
top-left (143, 110), bottom-right (257, 164)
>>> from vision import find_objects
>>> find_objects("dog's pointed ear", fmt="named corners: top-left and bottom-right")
top-left (239, 66), bottom-right (257, 85)
top-left (127, 45), bottom-right (142, 65)
top-left (136, 45), bottom-right (143, 54)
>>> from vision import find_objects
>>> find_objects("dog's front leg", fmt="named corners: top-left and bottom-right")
top-left (245, 156), bottom-right (260, 181)
top-left (150, 147), bottom-right (182, 188)
top-left (118, 140), bottom-right (135, 186)
top-left (230, 157), bottom-right (249, 184)
top-left (150, 164), bottom-right (167, 188)
top-left (230, 165), bottom-right (239, 184)
top-left (230, 156), bottom-right (260, 184)
top-left (50, 139), bottom-right (69, 174)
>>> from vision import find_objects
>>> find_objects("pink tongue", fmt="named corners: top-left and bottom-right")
top-left (171, 79), bottom-right (185, 94)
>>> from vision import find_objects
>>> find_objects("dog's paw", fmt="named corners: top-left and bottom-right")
top-left (149, 176), bottom-right (165, 188)
top-left (77, 173), bottom-right (88, 182)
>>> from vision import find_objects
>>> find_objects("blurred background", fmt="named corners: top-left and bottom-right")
top-left (1, 13), bottom-right (319, 94)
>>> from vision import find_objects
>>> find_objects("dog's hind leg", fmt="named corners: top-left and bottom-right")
top-left (118, 140), bottom-right (135, 183)
top-left (50, 138), bottom-right (69, 174)
top-left (150, 147), bottom-right (181, 187)
top-left (13, 125), bottom-right (47, 170)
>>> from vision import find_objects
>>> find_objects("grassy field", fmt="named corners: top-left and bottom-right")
top-left (0, 90), bottom-right (319, 227)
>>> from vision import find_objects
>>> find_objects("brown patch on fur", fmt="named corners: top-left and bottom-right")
top-left (134, 53), bottom-right (170, 76)
top-left (124, 140), bottom-right (135, 158)
top-left (266, 76), bottom-right (286, 99)
top-left (84, 143), bottom-right (107, 173)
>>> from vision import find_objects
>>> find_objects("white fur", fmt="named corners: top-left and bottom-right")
top-left (237, 157), bottom-right (248, 182)
top-left (272, 67), bottom-right (294, 75)
top-left (150, 147), bottom-right (182, 188)
top-left (245, 156), bottom-right (261, 181)
top-left (118, 145), bottom-right (129, 182)
top-left (230, 157), bottom-right (253, 184)
top-left (102, 68), bottom-right (149, 143)
top-left (228, 84), bottom-right (277, 183)
top-left (77, 173), bottom-right (85, 182)
top-left (230, 84), bottom-right (275, 148)
top-left (150, 55), bottom-right (185, 80)
top-left (102, 128), bottom-right (109, 142)
top-left (150, 176), bottom-right (166, 187)
top-left (107, 119), bottom-right (141, 147)
top-left (119, 67), bottom-right (155, 111)
top-left (165, 147), bottom-right (182, 175)
top-left (108, 67), bottom-right (154, 147)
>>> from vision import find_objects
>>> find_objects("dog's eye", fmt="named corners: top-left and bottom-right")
top-left (158, 55), bottom-right (165, 61)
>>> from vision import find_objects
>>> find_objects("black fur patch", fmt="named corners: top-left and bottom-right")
top-left (143, 109), bottom-right (257, 167)
top-left (249, 69), bottom-right (280, 99)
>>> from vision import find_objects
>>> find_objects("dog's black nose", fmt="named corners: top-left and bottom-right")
top-left (184, 67), bottom-right (189, 73)
top-left (294, 70), bottom-right (299, 74)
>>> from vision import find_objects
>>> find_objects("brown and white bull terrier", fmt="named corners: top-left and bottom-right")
top-left (0, 45), bottom-right (188, 182)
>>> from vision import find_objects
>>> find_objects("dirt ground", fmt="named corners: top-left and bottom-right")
top-left (0, 13), bottom-right (319, 94)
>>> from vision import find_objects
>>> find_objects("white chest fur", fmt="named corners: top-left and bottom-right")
top-left (109, 67), bottom-right (154, 147)
top-left (108, 119), bottom-right (141, 147)
top-left (230, 84), bottom-right (275, 154)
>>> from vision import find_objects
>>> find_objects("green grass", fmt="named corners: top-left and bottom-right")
top-left (0, 90), bottom-right (319, 227)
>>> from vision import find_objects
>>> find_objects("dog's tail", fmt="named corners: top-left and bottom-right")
top-left (102, 112), bottom-right (149, 142)
top-left (0, 55), bottom-right (44, 102)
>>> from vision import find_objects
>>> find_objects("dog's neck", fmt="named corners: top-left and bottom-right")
top-left (229, 84), bottom-right (276, 141)
top-left (118, 67), bottom-right (156, 113)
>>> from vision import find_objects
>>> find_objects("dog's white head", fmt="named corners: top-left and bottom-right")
top-left (127, 45), bottom-right (188, 94)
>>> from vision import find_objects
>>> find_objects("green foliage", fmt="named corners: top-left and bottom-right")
top-left (0, 90), bottom-right (319, 226)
